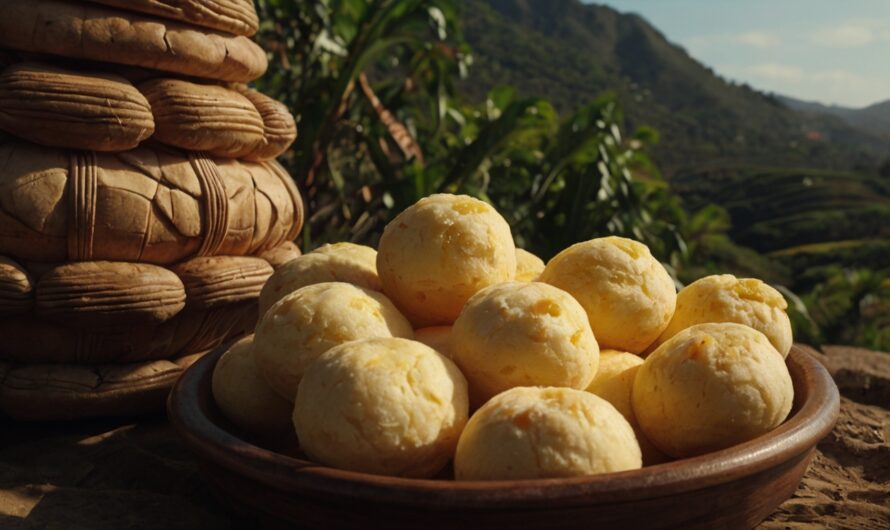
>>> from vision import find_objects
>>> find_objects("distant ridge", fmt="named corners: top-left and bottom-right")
top-left (460, 0), bottom-right (888, 174)
top-left (779, 96), bottom-right (890, 141)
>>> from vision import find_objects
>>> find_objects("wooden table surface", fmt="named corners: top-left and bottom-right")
top-left (1, 345), bottom-right (887, 529)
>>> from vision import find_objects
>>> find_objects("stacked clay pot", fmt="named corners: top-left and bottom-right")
top-left (0, 0), bottom-right (304, 420)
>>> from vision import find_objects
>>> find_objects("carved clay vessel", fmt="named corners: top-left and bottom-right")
top-left (259, 241), bottom-right (302, 270)
top-left (0, 0), bottom-right (305, 421)
top-left (140, 78), bottom-right (266, 158)
top-left (0, 256), bottom-right (33, 317)
top-left (0, 255), bottom-right (273, 365)
top-left (235, 86), bottom-right (299, 161)
top-left (0, 142), bottom-right (303, 264)
top-left (0, 0), bottom-right (267, 83)
top-left (0, 63), bottom-right (155, 151)
top-left (0, 351), bottom-right (207, 420)
top-left (86, 0), bottom-right (260, 37)
top-left (0, 62), bottom-right (298, 156)
top-left (36, 262), bottom-right (187, 326)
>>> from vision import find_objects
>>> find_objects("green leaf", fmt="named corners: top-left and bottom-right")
top-left (437, 97), bottom-right (543, 192)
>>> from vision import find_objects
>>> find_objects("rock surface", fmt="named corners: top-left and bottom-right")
top-left (761, 345), bottom-right (890, 529)
top-left (0, 344), bottom-right (887, 528)
top-left (0, 417), bottom-right (239, 529)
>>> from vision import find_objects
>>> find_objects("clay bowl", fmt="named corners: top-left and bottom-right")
top-left (168, 344), bottom-right (839, 529)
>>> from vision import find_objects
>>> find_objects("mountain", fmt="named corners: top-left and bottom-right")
top-left (672, 166), bottom-right (890, 270)
top-left (459, 0), bottom-right (888, 174)
top-left (779, 96), bottom-right (890, 141)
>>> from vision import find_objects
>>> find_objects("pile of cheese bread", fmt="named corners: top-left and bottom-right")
top-left (213, 194), bottom-right (794, 480)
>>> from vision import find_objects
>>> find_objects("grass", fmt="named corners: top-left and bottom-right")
top-left (770, 239), bottom-right (874, 257)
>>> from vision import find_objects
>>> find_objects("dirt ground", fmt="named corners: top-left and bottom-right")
top-left (1, 344), bottom-right (887, 529)
top-left (760, 345), bottom-right (890, 530)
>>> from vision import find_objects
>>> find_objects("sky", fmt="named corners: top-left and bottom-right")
top-left (586, 0), bottom-right (890, 108)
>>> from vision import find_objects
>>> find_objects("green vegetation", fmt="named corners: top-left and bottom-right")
top-left (673, 166), bottom-right (890, 349)
top-left (254, 0), bottom-right (470, 245)
top-left (253, 0), bottom-right (689, 261)
top-left (460, 0), bottom-right (887, 175)
top-left (781, 96), bottom-right (890, 142)
top-left (253, 0), bottom-right (889, 351)
top-left (794, 267), bottom-right (890, 351)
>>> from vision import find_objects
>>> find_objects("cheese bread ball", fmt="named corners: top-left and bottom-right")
top-left (653, 274), bottom-right (792, 357)
top-left (414, 326), bottom-right (454, 359)
top-left (258, 242), bottom-right (381, 318)
top-left (539, 236), bottom-right (676, 354)
top-left (633, 323), bottom-right (794, 458)
top-left (211, 335), bottom-right (293, 436)
top-left (254, 282), bottom-right (413, 401)
top-left (452, 282), bottom-right (599, 405)
top-left (293, 337), bottom-right (469, 478)
top-left (377, 194), bottom-right (516, 327)
top-left (515, 248), bottom-right (545, 281)
top-left (586, 350), bottom-right (667, 465)
top-left (454, 387), bottom-right (641, 480)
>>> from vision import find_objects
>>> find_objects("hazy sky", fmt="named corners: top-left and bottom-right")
top-left (586, 0), bottom-right (890, 108)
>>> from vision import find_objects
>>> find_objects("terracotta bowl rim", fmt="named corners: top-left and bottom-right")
top-left (168, 343), bottom-right (839, 509)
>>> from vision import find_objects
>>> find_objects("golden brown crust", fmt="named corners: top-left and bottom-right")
top-left (540, 236), bottom-right (677, 354)
top-left (172, 256), bottom-right (273, 310)
top-left (235, 86), bottom-right (298, 161)
top-left (0, 350), bottom-right (208, 420)
top-left (652, 274), bottom-right (792, 357)
top-left (633, 323), bottom-right (794, 458)
top-left (139, 78), bottom-right (265, 158)
top-left (0, 144), bottom-right (70, 262)
top-left (258, 241), bottom-right (302, 270)
top-left (0, 0), bottom-right (267, 83)
top-left (0, 143), bottom-right (303, 264)
top-left (0, 63), bottom-right (155, 151)
top-left (86, 0), bottom-right (259, 37)
top-left (0, 256), bottom-right (33, 316)
top-left (376, 194), bottom-right (516, 327)
top-left (35, 261), bottom-right (186, 326)
top-left (0, 255), bottom-right (267, 365)
top-left (255, 283), bottom-right (414, 401)
top-left (0, 0), bottom-right (294, 422)
top-left (215, 158), bottom-right (304, 257)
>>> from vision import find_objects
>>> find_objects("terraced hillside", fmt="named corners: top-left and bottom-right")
top-left (671, 168), bottom-right (890, 272)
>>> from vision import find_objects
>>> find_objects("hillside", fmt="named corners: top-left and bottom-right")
top-left (460, 0), bottom-right (887, 174)
top-left (780, 95), bottom-right (890, 141)
top-left (671, 166), bottom-right (890, 277)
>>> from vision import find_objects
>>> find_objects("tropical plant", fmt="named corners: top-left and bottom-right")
top-left (251, 0), bottom-right (887, 353)
top-left (252, 0), bottom-right (683, 257)
top-left (798, 267), bottom-right (890, 350)
top-left (254, 0), bottom-right (469, 245)
top-left (476, 92), bottom-right (671, 259)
